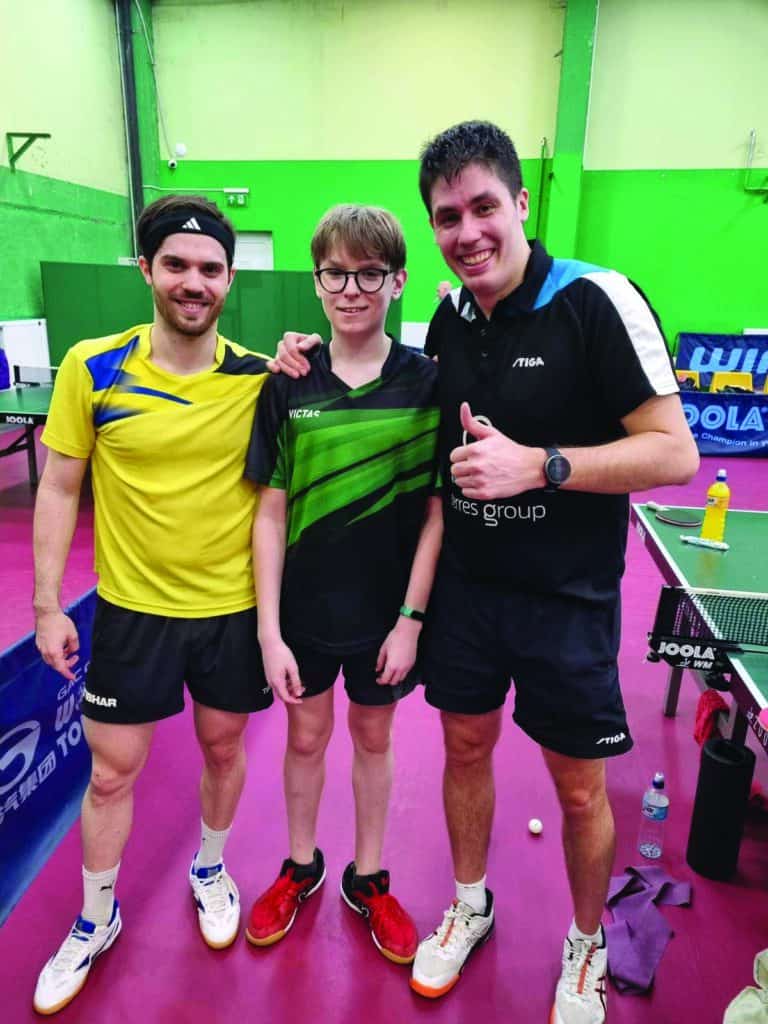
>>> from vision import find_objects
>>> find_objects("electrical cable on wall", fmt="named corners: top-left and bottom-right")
top-left (132, 0), bottom-right (174, 162)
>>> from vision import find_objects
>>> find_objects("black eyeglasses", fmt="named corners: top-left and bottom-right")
top-left (314, 267), bottom-right (392, 294)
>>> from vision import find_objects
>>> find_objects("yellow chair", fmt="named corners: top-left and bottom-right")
top-left (709, 371), bottom-right (754, 392)
top-left (675, 368), bottom-right (700, 388)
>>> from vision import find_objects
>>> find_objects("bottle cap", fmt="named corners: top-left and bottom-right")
top-left (716, 469), bottom-right (727, 481)
top-left (652, 772), bottom-right (665, 789)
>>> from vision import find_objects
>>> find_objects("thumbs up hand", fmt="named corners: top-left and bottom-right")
top-left (450, 402), bottom-right (546, 500)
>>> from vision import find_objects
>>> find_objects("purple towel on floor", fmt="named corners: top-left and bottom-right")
top-left (605, 865), bottom-right (692, 994)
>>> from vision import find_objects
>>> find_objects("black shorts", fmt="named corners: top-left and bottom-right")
top-left (83, 597), bottom-right (273, 725)
top-left (420, 569), bottom-right (633, 760)
top-left (288, 638), bottom-right (419, 707)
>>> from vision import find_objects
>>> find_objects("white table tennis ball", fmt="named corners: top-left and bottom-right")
top-left (528, 818), bottom-right (543, 836)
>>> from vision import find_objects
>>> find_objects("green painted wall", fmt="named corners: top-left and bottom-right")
top-left (588, 0), bottom-right (768, 170)
top-left (0, 167), bottom-right (131, 319)
top-left (0, 0), bottom-right (128, 191)
top-left (152, 156), bottom-right (547, 324)
top-left (1, 0), bottom-right (132, 320)
top-left (152, 0), bottom-right (564, 162)
top-left (577, 169), bottom-right (767, 347)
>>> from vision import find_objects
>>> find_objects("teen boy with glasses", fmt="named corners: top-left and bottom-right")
top-left (243, 204), bottom-right (442, 966)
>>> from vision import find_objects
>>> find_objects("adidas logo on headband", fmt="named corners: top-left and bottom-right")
top-left (140, 207), bottom-right (236, 266)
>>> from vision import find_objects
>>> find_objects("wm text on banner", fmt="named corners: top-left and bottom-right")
top-left (0, 589), bottom-right (95, 925)
top-left (677, 333), bottom-right (768, 391)
top-left (682, 392), bottom-right (768, 456)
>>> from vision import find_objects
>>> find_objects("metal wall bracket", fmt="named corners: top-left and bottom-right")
top-left (744, 130), bottom-right (768, 200)
top-left (6, 132), bottom-right (51, 171)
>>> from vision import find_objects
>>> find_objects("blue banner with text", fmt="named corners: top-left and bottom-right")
top-left (0, 590), bottom-right (95, 925)
top-left (681, 392), bottom-right (768, 456)
top-left (677, 333), bottom-right (768, 391)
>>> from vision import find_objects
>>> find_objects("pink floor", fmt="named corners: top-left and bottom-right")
top-left (1, 438), bottom-right (767, 1024)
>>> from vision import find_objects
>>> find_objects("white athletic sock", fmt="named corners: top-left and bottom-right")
top-left (196, 820), bottom-right (232, 869)
top-left (82, 863), bottom-right (120, 926)
top-left (455, 875), bottom-right (487, 915)
top-left (568, 919), bottom-right (605, 946)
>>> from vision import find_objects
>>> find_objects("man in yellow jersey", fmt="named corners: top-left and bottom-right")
top-left (31, 196), bottom-right (273, 1016)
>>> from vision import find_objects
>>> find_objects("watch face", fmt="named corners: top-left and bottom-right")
top-left (546, 454), bottom-right (571, 485)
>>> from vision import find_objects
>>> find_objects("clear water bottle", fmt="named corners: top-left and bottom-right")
top-left (638, 772), bottom-right (669, 859)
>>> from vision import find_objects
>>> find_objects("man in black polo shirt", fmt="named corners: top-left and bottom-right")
top-left (272, 122), bottom-right (699, 1023)
top-left (407, 122), bottom-right (698, 1023)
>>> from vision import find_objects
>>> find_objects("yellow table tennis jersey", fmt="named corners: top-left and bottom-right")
top-left (42, 324), bottom-right (270, 617)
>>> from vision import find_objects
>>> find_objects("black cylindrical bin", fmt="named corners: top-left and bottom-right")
top-left (686, 737), bottom-right (756, 880)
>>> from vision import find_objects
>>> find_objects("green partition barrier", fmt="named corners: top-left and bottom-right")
top-left (41, 262), bottom-right (402, 363)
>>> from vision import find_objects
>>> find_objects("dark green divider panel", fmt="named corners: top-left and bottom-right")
top-left (41, 262), bottom-right (401, 364)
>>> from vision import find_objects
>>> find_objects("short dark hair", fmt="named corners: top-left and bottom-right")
top-left (137, 195), bottom-right (235, 267)
top-left (311, 205), bottom-right (406, 272)
top-left (418, 121), bottom-right (524, 214)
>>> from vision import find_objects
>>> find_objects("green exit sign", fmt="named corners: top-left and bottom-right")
top-left (225, 190), bottom-right (249, 208)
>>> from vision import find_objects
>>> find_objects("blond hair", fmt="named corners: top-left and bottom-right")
top-left (311, 205), bottom-right (406, 271)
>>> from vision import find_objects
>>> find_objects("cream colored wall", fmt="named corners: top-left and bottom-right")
top-left (0, 0), bottom-right (128, 192)
top-left (587, 0), bottom-right (768, 170)
top-left (153, 0), bottom-right (564, 161)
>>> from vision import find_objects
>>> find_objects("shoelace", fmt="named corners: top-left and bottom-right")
top-left (365, 891), bottom-right (410, 929)
top-left (50, 924), bottom-right (93, 972)
top-left (262, 871), bottom-right (310, 914)
top-left (562, 938), bottom-right (602, 997)
top-left (433, 901), bottom-right (477, 957)
top-left (196, 871), bottom-right (233, 915)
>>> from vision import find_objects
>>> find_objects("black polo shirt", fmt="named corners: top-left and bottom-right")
top-left (425, 240), bottom-right (679, 598)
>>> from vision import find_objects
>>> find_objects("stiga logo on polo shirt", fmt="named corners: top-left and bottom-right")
top-left (84, 691), bottom-right (118, 709)
top-left (513, 356), bottom-right (544, 368)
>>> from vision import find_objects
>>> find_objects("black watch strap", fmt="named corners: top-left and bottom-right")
top-left (399, 604), bottom-right (425, 623)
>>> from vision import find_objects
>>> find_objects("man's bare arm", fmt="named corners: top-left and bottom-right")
top-left (33, 450), bottom-right (89, 679)
top-left (451, 394), bottom-right (699, 500)
top-left (253, 486), bottom-right (304, 703)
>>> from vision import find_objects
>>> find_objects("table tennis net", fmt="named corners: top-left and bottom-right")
top-left (13, 365), bottom-right (58, 386)
top-left (651, 586), bottom-right (768, 649)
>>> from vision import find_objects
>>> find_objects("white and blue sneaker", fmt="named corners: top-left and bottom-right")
top-left (33, 901), bottom-right (122, 1015)
top-left (189, 857), bottom-right (240, 949)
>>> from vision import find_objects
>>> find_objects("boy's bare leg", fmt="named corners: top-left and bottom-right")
top-left (284, 689), bottom-right (335, 863)
top-left (348, 702), bottom-right (397, 875)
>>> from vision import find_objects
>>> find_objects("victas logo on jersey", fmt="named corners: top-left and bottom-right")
top-left (289, 409), bottom-right (320, 419)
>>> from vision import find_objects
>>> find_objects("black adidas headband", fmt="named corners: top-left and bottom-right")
top-left (140, 209), bottom-right (235, 268)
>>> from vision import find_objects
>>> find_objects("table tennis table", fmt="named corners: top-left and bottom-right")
top-left (0, 384), bottom-right (54, 487)
top-left (632, 503), bottom-right (768, 752)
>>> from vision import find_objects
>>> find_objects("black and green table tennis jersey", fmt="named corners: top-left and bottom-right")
top-left (246, 341), bottom-right (439, 653)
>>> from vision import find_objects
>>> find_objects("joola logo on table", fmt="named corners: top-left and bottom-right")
top-left (289, 409), bottom-right (320, 419)
top-left (4, 415), bottom-right (34, 425)
top-left (513, 356), bottom-right (545, 368)
top-left (658, 640), bottom-right (716, 663)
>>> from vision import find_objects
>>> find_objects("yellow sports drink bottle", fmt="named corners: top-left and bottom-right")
top-left (700, 469), bottom-right (730, 542)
